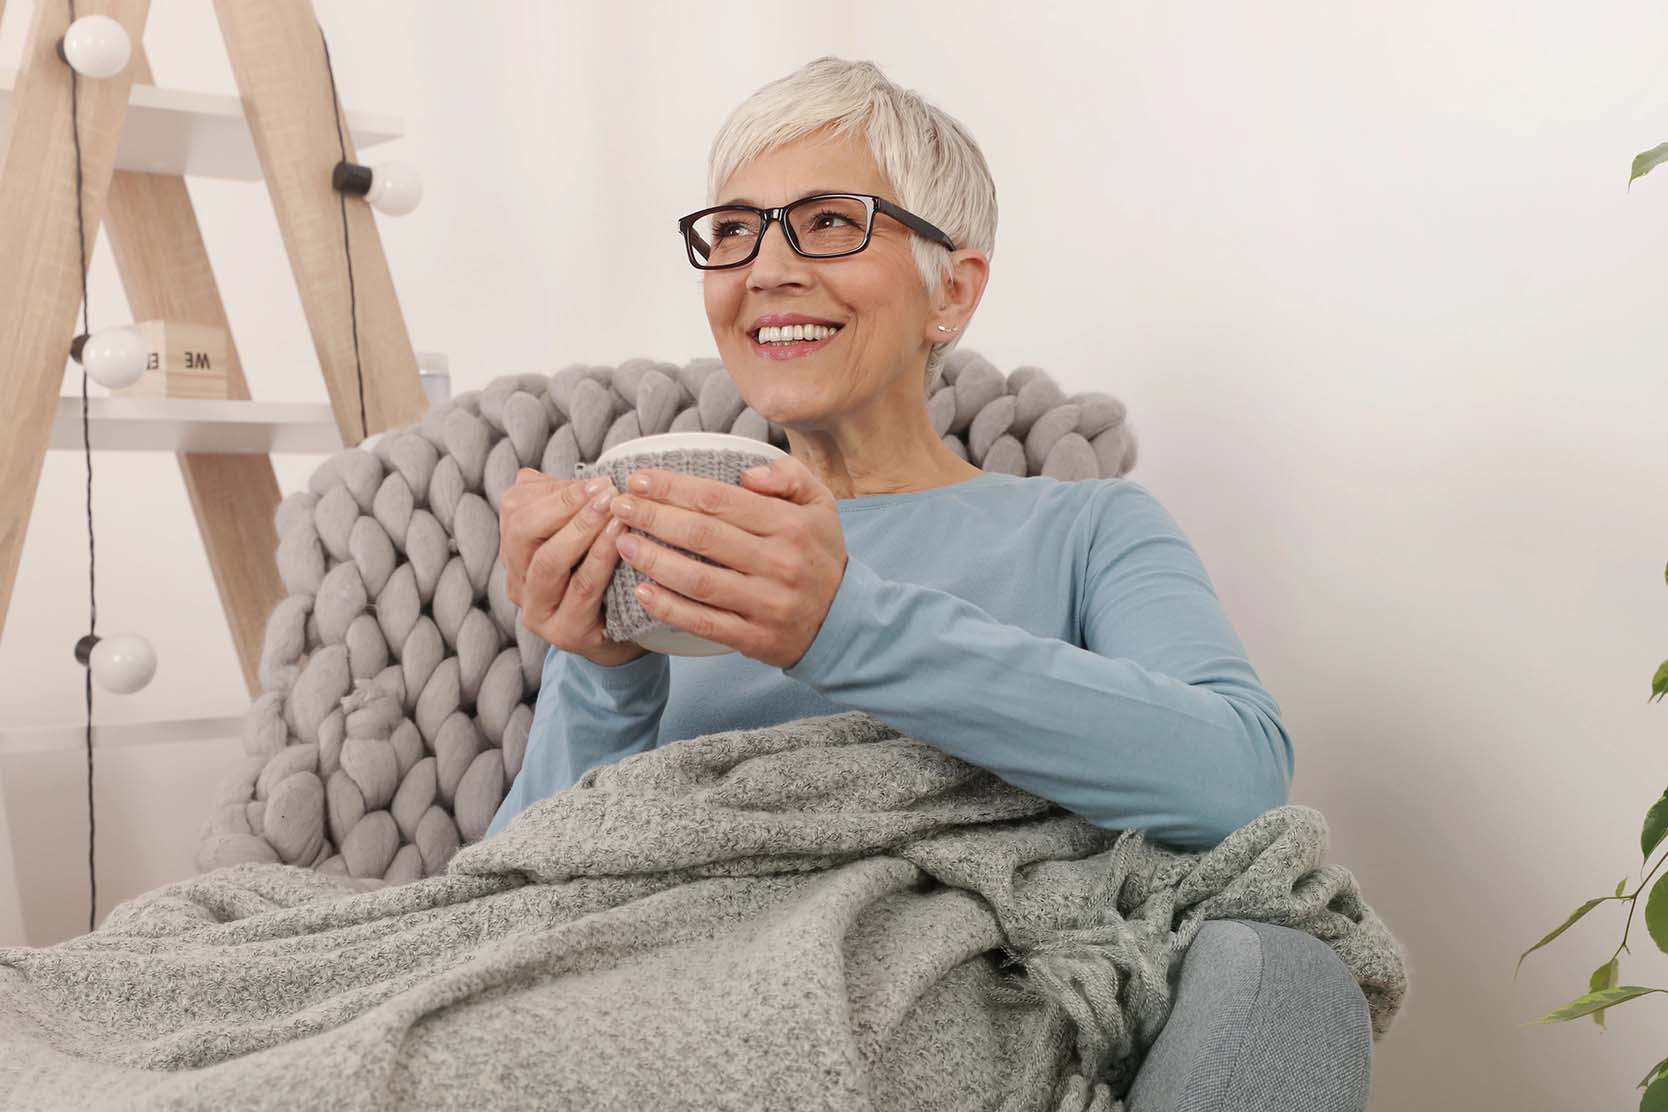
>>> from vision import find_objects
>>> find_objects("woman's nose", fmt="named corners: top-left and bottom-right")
top-left (750, 218), bottom-right (803, 272)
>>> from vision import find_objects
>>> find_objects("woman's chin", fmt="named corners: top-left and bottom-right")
top-left (739, 386), bottom-right (830, 430)
top-left (741, 391), bottom-right (810, 423)
top-left (725, 349), bottom-right (850, 426)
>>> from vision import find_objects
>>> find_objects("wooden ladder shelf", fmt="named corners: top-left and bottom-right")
top-left (0, 0), bottom-right (428, 695)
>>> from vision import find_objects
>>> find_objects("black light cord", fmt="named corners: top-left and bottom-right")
top-left (318, 22), bottom-right (369, 444)
top-left (62, 13), bottom-right (371, 934)
top-left (65, 0), bottom-right (98, 937)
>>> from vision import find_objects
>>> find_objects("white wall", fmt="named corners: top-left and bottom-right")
top-left (3, 1), bottom-right (1667, 1107)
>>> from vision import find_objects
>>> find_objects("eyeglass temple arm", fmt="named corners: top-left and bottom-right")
top-left (872, 197), bottom-right (957, 252)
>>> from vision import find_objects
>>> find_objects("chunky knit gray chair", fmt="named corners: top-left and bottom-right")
top-left (196, 348), bottom-right (1138, 881)
top-left (195, 347), bottom-right (1371, 1111)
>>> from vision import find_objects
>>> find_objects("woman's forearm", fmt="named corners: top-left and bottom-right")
top-left (783, 552), bottom-right (1292, 852)
top-left (486, 646), bottom-right (669, 837)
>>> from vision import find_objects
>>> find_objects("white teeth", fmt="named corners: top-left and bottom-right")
top-left (755, 323), bottom-right (841, 344)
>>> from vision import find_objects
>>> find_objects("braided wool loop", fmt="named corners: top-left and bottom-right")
top-left (196, 351), bottom-right (1137, 883)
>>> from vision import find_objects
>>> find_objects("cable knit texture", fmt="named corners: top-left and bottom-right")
top-left (195, 349), bottom-right (1140, 882)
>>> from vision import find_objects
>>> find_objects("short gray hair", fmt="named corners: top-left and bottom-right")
top-left (706, 56), bottom-right (998, 392)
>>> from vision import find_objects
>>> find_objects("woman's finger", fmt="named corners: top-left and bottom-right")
top-left (611, 495), bottom-right (772, 579)
top-left (563, 516), bottom-right (628, 623)
top-left (501, 469), bottom-right (563, 517)
top-left (504, 480), bottom-right (598, 590)
top-left (503, 476), bottom-right (573, 606)
top-left (507, 479), bottom-right (590, 547)
top-left (614, 530), bottom-right (774, 619)
top-left (520, 485), bottom-right (616, 627)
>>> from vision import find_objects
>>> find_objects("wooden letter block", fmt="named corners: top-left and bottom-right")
top-left (114, 320), bottom-right (231, 400)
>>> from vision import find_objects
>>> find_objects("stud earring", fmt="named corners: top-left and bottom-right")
top-left (936, 324), bottom-right (960, 333)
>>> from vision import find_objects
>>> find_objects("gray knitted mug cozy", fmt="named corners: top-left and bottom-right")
top-left (575, 447), bottom-right (780, 645)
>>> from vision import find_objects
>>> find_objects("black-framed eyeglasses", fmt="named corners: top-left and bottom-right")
top-left (677, 192), bottom-right (957, 270)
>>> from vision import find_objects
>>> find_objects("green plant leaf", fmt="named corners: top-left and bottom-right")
top-left (1632, 143), bottom-right (1668, 188)
top-left (1592, 959), bottom-right (1621, 1020)
top-left (1645, 791), bottom-right (1668, 859)
top-left (1644, 1074), bottom-right (1668, 1111)
top-left (1590, 957), bottom-right (1621, 1026)
top-left (1648, 874), bottom-right (1668, 954)
top-left (1518, 898), bottom-right (1615, 975)
top-left (1532, 985), bottom-right (1668, 1023)
top-left (1620, 878), bottom-right (1631, 897)
top-left (1641, 1054), bottom-right (1668, 1090)
top-left (1652, 661), bottom-right (1668, 704)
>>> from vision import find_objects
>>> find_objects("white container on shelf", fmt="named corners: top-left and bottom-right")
top-left (417, 351), bottom-right (450, 407)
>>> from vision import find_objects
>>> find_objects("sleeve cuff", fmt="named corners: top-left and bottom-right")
top-left (567, 648), bottom-right (669, 692)
top-left (782, 553), bottom-right (880, 682)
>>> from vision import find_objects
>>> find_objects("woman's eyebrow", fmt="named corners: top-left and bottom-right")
top-left (719, 189), bottom-right (845, 206)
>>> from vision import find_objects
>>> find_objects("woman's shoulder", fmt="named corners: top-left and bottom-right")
top-left (991, 474), bottom-right (1190, 550)
top-left (978, 470), bottom-right (1159, 508)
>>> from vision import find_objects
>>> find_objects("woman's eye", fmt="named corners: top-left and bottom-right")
top-left (714, 219), bottom-right (760, 239)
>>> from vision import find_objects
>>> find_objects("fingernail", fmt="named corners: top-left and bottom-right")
top-left (590, 489), bottom-right (612, 511)
top-left (518, 468), bottom-right (540, 480)
top-left (743, 465), bottom-right (770, 480)
top-left (585, 476), bottom-right (611, 495)
top-left (606, 517), bottom-right (625, 536)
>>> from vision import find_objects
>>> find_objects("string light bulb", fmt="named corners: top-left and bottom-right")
top-left (56, 14), bottom-right (131, 79)
top-left (332, 159), bottom-right (422, 216)
top-left (73, 634), bottom-right (157, 695)
top-left (70, 326), bottom-right (148, 390)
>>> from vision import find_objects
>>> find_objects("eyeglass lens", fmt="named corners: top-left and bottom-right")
top-left (687, 196), bottom-right (872, 268)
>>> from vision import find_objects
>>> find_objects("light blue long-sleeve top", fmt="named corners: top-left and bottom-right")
top-left (485, 470), bottom-right (1294, 851)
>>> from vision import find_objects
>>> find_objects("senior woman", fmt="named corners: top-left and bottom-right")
top-left (485, 57), bottom-right (1372, 1110)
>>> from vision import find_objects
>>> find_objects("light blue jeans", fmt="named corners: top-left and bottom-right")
top-left (1126, 919), bottom-right (1374, 1112)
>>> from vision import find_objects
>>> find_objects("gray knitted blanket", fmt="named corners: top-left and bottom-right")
top-left (0, 710), bottom-right (1407, 1112)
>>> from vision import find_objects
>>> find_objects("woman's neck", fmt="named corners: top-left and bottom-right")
top-left (787, 438), bottom-right (983, 499)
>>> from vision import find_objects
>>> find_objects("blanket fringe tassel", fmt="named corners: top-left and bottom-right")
top-left (985, 828), bottom-right (1195, 1112)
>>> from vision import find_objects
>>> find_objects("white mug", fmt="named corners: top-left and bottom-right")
top-left (592, 431), bottom-right (790, 656)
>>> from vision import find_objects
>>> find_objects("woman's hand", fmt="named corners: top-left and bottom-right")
top-left (605, 456), bottom-right (847, 670)
top-left (499, 468), bottom-right (651, 668)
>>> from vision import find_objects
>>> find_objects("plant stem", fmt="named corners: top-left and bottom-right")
top-left (1613, 848), bottom-right (1668, 961)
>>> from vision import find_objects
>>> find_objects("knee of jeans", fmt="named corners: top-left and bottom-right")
top-left (1222, 920), bottom-right (1372, 1112)
top-left (1126, 919), bottom-right (1373, 1112)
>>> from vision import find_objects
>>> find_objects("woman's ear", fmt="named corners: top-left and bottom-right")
top-left (933, 249), bottom-right (991, 335)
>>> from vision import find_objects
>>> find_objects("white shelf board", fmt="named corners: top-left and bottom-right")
top-left (50, 396), bottom-right (344, 454)
top-left (0, 714), bottom-right (245, 755)
top-left (0, 68), bottom-right (402, 182)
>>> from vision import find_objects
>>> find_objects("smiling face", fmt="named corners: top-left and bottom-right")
top-left (703, 126), bottom-right (945, 437)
